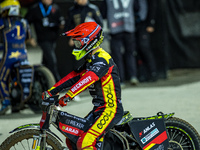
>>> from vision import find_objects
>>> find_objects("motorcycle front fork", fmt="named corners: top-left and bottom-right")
top-left (32, 130), bottom-right (47, 150)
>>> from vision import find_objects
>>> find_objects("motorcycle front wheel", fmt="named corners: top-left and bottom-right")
top-left (165, 117), bottom-right (200, 150)
top-left (0, 129), bottom-right (63, 150)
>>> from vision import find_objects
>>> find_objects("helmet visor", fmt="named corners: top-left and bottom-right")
top-left (73, 39), bottom-right (82, 49)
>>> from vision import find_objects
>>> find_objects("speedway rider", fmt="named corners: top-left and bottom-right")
top-left (42, 22), bottom-right (124, 150)
top-left (0, 0), bottom-right (33, 115)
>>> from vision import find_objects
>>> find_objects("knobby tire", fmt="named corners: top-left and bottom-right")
top-left (35, 66), bottom-right (56, 89)
top-left (0, 129), bottom-right (63, 150)
top-left (165, 117), bottom-right (200, 150)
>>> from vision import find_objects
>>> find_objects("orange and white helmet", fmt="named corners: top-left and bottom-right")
top-left (64, 22), bottom-right (104, 60)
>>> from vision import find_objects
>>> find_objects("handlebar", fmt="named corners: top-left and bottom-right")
top-left (41, 94), bottom-right (71, 111)
top-left (41, 95), bottom-right (60, 111)
top-left (40, 95), bottom-right (60, 130)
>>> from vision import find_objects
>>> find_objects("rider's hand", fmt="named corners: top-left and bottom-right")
top-left (59, 95), bottom-right (71, 107)
top-left (42, 91), bottom-right (52, 100)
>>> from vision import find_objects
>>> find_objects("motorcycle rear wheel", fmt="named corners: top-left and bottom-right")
top-left (34, 66), bottom-right (56, 90)
top-left (0, 129), bottom-right (63, 150)
top-left (29, 66), bottom-right (56, 113)
top-left (165, 117), bottom-right (200, 150)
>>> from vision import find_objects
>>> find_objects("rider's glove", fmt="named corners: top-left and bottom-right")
top-left (59, 94), bottom-right (71, 107)
top-left (42, 91), bottom-right (52, 100)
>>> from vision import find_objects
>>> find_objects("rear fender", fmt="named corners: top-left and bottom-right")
top-left (147, 112), bottom-right (175, 120)
top-left (133, 112), bottom-right (175, 121)
top-left (9, 123), bottom-right (63, 143)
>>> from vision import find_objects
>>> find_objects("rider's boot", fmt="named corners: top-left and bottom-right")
top-left (0, 99), bottom-right (11, 115)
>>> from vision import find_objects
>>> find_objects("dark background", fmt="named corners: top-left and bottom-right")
top-left (2, 0), bottom-right (200, 78)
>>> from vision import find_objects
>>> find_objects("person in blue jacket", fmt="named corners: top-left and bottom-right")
top-left (0, 0), bottom-right (33, 115)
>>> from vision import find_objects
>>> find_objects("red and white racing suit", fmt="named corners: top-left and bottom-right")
top-left (48, 48), bottom-right (124, 150)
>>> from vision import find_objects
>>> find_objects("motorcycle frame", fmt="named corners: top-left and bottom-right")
top-left (8, 97), bottom-right (175, 150)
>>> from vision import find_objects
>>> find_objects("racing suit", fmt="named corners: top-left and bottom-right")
top-left (48, 48), bottom-right (124, 150)
top-left (0, 16), bottom-right (31, 108)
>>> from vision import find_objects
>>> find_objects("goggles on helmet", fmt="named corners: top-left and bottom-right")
top-left (73, 39), bottom-right (82, 49)
top-left (71, 38), bottom-right (90, 61)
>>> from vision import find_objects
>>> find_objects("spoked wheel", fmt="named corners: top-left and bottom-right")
top-left (0, 129), bottom-right (63, 150)
top-left (34, 66), bottom-right (56, 91)
top-left (28, 66), bottom-right (56, 113)
top-left (165, 117), bottom-right (200, 150)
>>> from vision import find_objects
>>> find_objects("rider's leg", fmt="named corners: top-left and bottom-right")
top-left (0, 65), bottom-right (11, 115)
top-left (76, 103), bottom-right (123, 150)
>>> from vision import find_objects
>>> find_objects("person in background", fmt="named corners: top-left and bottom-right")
top-left (66, 0), bottom-right (103, 60)
top-left (66, 0), bottom-right (103, 35)
top-left (100, 0), bottom-right (139, 88)
top-left (0, 0), bottom-right (35, 115)
top-left (25, 0), bottom-right (65, 82)
top-left (65, 0), bottom-right (103, 101)
top-left (42, 22), bottom-right (124, 150)
top-left (135, 0), bottom-right (157, 82)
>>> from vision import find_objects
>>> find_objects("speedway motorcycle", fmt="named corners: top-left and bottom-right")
top-left (0, 95), bottom-right (200, 150)
top-left (4, 59), bottom-right (55, 113)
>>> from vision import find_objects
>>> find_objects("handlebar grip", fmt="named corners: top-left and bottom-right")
top-left (65, 97), bottom-right (71, 102)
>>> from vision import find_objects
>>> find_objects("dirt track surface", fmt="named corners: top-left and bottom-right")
top-left (0, 48), bottom-right (200, 146)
